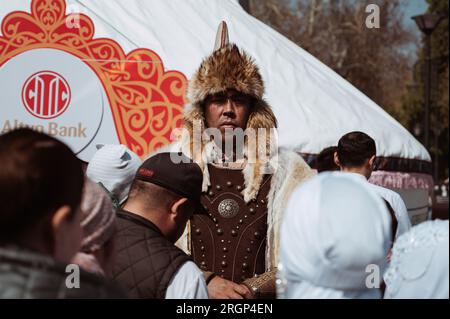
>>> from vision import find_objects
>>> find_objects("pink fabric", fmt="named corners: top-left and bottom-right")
top-left (80, 178), bottom-right (116, 252)
top-left (369, 171), bottom-right (434, 197)
top-left (312, 169), bottom-right (434, 196)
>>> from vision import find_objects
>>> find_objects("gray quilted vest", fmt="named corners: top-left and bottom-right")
top-left (110, 209), bottom-right (191, 299)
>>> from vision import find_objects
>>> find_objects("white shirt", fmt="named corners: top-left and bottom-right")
top-left (350, 173), bottom-right (411, 239)
top-left (165, 261), bottom-right (209, 299)
top-left (281, 279), bottom-right (382, 299)
top-left (384, 220), bottom-right (449, 299)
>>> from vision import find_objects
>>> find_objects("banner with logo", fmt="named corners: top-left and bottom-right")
top-left (0, 0), bottom-right (186, 161)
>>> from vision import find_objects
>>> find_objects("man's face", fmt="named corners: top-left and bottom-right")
top-left (204, 89), bottom-right (253, 138)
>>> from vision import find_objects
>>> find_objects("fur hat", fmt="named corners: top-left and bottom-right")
top-left (181, 22), bottom-right (278, 202)
top-left (187, 44), bottom-right (265, 105)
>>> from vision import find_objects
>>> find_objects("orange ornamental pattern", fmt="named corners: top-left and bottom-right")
top-left (0, 0), bottom-right (188, 157)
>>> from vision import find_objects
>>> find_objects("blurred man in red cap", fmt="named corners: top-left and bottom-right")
top-left (110, 152), bottom-right (209, 299)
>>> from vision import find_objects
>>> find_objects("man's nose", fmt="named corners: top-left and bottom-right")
top-left (222, 98), bottom-right (236, 117)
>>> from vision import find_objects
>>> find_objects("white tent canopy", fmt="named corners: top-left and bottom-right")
top-left (0, 0), bottom-right (430, 162)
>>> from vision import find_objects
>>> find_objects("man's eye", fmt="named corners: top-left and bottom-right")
top-left (231, 97), bottom-right (249, 105)
top-left (233, 98), bottom-right (246, 104)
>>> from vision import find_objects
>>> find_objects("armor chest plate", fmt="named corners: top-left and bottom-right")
top-left (191, 164), bottom-right (271, 283)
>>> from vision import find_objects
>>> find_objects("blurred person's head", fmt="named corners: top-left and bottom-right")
top-left (278, 172), bottom-right (391, 299)
top-left (86, 144), bottom-right (142, 208)
top-left (334, 131), bottom-right (376, 179)
top-left (73, 178), bottom-right (116, 275)
top-left (316, 146), bottom-right (339, 173)
top-left (123, 153), bottom-right (205, 243)
top-left (0, 129), bottom-right (84, 263)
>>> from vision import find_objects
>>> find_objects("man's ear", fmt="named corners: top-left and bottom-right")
top-left (51, 205), bottom-right (72, 235)
top-left (170, 198), bottom-right (189, 218)
top-left (51, 205), bottom-right (80, 262)
top-left (368, 155), bottom-right (376, 168)
top-left (333, 152), bottom-right (341, 168)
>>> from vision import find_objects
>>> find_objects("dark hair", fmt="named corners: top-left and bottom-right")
top-left (128, 180), bottom-right (183, 212)
top-left (337, 131), bottom-right (376, 168)
top-left (0, 129), bottom-right (84, 243)
top-left (317, 146), bottom-right (339, 173)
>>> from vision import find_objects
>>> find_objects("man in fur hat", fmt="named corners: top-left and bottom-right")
top-left (172, 22), bottom-right (314, 299)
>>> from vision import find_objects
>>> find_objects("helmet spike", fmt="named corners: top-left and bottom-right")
top-left (213, 21), bottom-right (229, 51)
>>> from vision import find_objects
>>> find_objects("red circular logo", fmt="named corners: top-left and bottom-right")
top-left (22, 70), bottom-right (71, 119)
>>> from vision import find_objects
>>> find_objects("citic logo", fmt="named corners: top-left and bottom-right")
top-left (22, 71), bottom-right (71, 119)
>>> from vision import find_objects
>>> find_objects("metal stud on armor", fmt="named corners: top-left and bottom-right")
top-left (218, 199), bottom-right (240, 218)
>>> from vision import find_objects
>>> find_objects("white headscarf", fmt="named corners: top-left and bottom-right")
top-left (86, 144), bottom-right (141, 206)
top-left (384, 219), bottom-right (449, 299)
top-left (277, 172), bottom-right (391, 299)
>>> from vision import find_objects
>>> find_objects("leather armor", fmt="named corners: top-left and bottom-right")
top-left (191, 164), bottom-right (271, 283)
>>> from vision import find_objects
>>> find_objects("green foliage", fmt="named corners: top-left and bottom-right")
top-left (404, 0), bottom-right (448, 180)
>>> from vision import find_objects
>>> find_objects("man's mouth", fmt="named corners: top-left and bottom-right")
top-left (220, 122), bottom-right (236, 129)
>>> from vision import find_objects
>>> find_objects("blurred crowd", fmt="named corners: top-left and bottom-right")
top-left (0, 128), bottom-right (447, 299)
